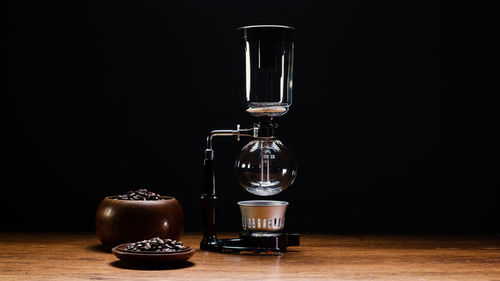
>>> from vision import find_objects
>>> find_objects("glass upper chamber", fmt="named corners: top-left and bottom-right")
top-left (237, 25), bottom-right (295, 118)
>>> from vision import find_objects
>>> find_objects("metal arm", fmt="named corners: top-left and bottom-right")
top-left (204, 125), bottom-right (253, 160)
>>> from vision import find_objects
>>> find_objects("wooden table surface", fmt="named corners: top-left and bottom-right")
top-left (0, 233), bottom-right (499, 280)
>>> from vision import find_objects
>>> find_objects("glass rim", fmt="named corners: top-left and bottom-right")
top-left (238, 200), bottom-right (289, 207)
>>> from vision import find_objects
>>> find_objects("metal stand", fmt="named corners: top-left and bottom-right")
top-left (200, 121), bottom-right (300, 253)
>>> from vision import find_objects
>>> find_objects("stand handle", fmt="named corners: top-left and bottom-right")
top-left (200, 157), bottom-right (218, 250)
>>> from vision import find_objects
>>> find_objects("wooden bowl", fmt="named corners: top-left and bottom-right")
top-left (96, 196), bottom-right (184, 247)
top-left (112, 243), bottom-right (195, 264)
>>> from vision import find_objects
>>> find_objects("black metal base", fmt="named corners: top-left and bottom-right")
top-left (201, 232), bottom-right (300, 253)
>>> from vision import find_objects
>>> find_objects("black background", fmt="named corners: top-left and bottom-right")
top-left (4, 0), bottom-right (499, 233)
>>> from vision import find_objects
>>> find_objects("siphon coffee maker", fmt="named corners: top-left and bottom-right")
top-left (200, 25), bottom-right (299, 253)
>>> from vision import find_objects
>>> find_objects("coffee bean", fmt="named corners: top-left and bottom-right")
top-left (125, 237), bottom-right (189, 253)
top-left (115, 189), bottom-right (165, 201)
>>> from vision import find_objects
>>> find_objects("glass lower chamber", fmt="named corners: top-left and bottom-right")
top-left (235, 139), bottom-right (297, 196)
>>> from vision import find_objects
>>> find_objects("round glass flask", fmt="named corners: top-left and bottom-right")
top-left (234, 139), bottom-right (297, 196)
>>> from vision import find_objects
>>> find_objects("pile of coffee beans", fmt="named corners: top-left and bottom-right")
top-left (116, 189), bottom-right (162, 200)
top-left (125, 237), bottom-right (189, 253)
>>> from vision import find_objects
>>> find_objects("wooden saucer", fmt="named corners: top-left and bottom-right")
top-left (112, 243), bottom-right (195, 264)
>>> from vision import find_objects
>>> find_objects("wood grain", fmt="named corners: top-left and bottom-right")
top-left (0, 233), bottom-right (499, 280)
